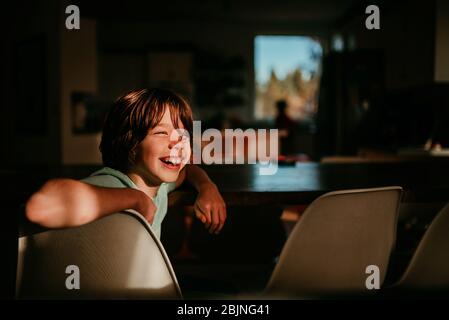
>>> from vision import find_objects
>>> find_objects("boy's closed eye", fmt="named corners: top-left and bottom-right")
top-left (154, 130), bottom-right (169, 135)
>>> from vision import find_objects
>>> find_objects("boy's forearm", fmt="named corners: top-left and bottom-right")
top-left (84, 184), bottom-right (144, 221)
top-left (185, 165), bottom-right (215, 191)
top-left (26, 179), bottom-right (144, 228)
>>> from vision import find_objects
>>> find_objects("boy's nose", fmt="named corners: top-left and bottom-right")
top-left (168, 135), bottom-right (182, 149)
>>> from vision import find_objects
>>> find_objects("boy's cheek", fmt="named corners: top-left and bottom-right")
top-left (182, 145), bottom-right (192, 165)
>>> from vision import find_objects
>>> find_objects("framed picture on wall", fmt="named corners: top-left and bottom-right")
top-left (71, 91), bottom-right (109, 134)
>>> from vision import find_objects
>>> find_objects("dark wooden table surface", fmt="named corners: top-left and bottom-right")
top-left (170, 162), bottom-right (449, 206)
top-left (8, 160), bottom-right (449, 207)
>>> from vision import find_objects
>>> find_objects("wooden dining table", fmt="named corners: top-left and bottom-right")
top-left (169, 162), bottom-right (449, 206)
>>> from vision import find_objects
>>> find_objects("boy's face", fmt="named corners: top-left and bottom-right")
top-left (134, 107), bottom-right (190, 185)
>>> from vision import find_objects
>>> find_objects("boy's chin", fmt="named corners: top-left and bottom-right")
top-left (159, 172), bottom-right (179, 183)
top-left (158, 164), bottom-right (185, 183)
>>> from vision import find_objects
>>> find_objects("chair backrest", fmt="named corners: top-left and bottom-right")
top-left (265, 186), bottom-right (402, 298)
top-left (395, 203), bottom-right (449, 290)
top-left (16, 211), bottom-right (182, 299)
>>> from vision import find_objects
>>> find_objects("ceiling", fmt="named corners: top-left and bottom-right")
top-left (78, 0), bottom-right (363, 26)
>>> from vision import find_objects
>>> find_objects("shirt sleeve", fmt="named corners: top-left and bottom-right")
top-left (81, 175), bottom-right (126, 188)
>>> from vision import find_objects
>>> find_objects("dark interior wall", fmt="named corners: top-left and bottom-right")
top-left (2, 0), bottom-right (343, 167)
top-left (336, 0), bottom-right (437, 91)
top-left (2, 2), bottom-right (64, 298)
top-left (3, 1), bottom-right (62, 166)
top-left (2, 0), bottom-right (443, 167)
top-left (98, 20), bottom-right (252, 122)
top-left (96, 19), bottom-right (329, 123)
top-left (94, 0), bottom-right (441, 124)
top-left (435, 0), bottom-right (449, 82)
top-left (315, 0), bottom-right (445, 156)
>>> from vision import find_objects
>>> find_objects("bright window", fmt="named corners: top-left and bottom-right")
top-left (254, 36), bottom-right (323, 121)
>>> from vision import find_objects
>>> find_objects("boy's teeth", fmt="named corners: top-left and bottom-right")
top-left (162, 158), bottom-right (180, 165)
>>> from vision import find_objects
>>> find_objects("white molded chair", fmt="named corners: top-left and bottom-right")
top-left (265, 186), bottom-right (402, 298)
top-left (394, 203), bottom-right (449, 290)
top-left (16, 211), bottom-right (182, 299)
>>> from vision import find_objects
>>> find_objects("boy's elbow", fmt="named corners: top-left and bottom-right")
top-left (26, 193), bottom-right (52, 226)
top-left (26, 179), bottom-right (99, 228)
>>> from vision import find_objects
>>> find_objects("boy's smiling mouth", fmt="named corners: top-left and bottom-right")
top-left (159, 156), bottom-right (182, 170)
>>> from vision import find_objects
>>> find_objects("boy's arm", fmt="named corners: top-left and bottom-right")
top-left (26, 179), bottom-right (156, 228)
top-left (180, 165), bottom-right (227, 234)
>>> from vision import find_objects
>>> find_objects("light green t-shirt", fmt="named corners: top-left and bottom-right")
top-left (81, 167), bottom-right (177, 239)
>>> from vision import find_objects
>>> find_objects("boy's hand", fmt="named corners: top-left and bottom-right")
top-left (193, 182), bottom-right (227, 234)
top-left (135, 190), bottom-right (157, 225)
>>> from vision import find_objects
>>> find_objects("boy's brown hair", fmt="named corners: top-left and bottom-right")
top-left (100, 88), bottom-right (193, 172)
